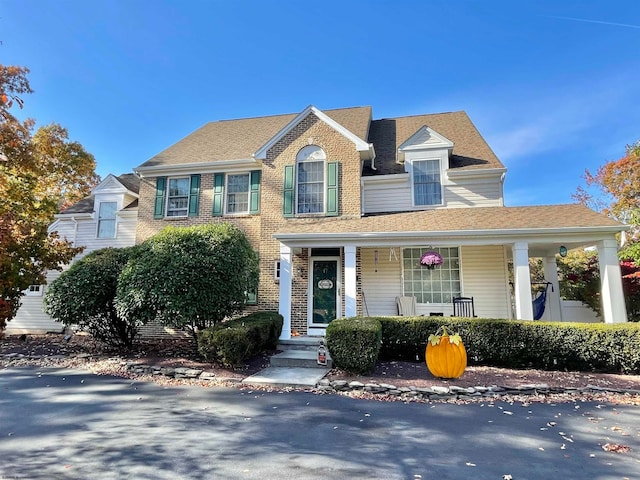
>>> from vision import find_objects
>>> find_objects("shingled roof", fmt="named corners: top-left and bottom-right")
top-left (138, 106), bottom-right (372, 168)
top-left (274, 204), bottom-right (623, 237)
top-left (365, 111), bottom-right (504, 176)
top-left (59, 174), bottom-right (140, 214)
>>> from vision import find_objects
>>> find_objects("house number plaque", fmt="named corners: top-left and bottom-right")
top-left (318, 279), bottom-right (333, 290)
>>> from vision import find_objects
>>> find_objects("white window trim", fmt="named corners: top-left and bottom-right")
top-left (96, 201), bottom-right (118, 239)
top-left (224, 172), bottom-right (251, 216)
top-left (274, 260), bottom-right (281, 283)
top-left (295, 145), bottom-right (326, 215)
top-left (25, 285), bottom-right (43, 297)
top-left (165, 176), bottom-right (190, 218)
top-left (409, 158), bottom-right (444, 208)
top-left (400, 246), bottom-right (462, 305)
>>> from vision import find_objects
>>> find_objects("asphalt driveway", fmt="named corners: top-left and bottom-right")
top-left (1, 366), bottom-right (639, 480)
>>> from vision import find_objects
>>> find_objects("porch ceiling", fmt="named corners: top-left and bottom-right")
top-left (274, 204), bottom-right (626, 250)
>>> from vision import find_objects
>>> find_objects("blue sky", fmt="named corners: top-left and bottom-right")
top-left (2, 0), bottom-right (639, 206)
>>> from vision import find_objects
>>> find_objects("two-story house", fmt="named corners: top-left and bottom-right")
top-left (134, 105), bottom-right (628, 340)
top-left (6, 174), bottom-right (139, 334)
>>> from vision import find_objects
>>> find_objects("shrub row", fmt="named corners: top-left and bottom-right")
top-left (374, 316), bottom-right (640, 374)
top-left (197, 312), bottom-right (283, 367)
top-left (325, 317), bottom-right (382, 374)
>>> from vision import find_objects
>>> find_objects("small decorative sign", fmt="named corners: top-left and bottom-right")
top-left (559, 245), bottom-right (568, 258)
top-left (318, 279), bottom-right (333, 290)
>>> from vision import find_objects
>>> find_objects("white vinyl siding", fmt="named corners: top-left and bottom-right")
top-left (362, 174), bottom-right (503, 214)
top-left (360, 248), bottom-right (403, 316)
top-left (7, 210), bottom-right (138, 334)
top-left (360, 245), bottom-right (511, 318)
top-left (458, 245), bottom-right (511, 319)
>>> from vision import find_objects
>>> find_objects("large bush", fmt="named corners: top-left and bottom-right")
top-left (198, 312), bottom-right (283, 367)
top-left (44, 247), bottom-right (139, 348)
top-left (375, 316), bottom-right (640, 374)
top-left (326, 317), bottom-right (382, 374)
top-left (116, 223), bottom-right (259, 338)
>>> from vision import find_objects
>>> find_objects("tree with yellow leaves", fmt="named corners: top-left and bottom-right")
top-left (0, 65), bottom-right (99, 331)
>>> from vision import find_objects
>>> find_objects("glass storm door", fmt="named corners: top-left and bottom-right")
top-left (309, 258), bottom-right (339, 332)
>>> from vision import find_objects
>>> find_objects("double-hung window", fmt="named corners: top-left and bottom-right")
top-left (402, 247), bottom-right (461, 303)
top-left (153, 175), bottom-right (201, 219)
top-left (297, 159), bottom-right (324, 214)
top-left (413, 159), bottom-right (442, 206)
top-left (226, 173), bottom-right (250, 214)
top-left (167, 177), bottom-right (190, 216)
top-left (97, 201), bottom-right (117, 238)
top-left (283, 145), bottom-right (339, 217)
top-left (212, 171), bottom-right (260, 217)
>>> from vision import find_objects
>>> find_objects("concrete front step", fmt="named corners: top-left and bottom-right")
top-left (270, 349), bottom-right (332, 369)
top-left (277, 336), bottom-right (325, 351)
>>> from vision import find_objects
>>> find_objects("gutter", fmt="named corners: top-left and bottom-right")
top-left (135, 158), bottom-right (259, 177)
top-left (274, 225), bottom-right (629, 242)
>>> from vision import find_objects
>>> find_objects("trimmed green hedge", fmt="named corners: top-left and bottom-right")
top-left (197, 311), bottom-right (283, 367)
top-left (326, 317), bottom-right (382, 374)
top-left (374, 316), bottom-right (640, 374)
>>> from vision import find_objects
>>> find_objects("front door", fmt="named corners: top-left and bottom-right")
top-left (308, 257), bottom-right (340, 335)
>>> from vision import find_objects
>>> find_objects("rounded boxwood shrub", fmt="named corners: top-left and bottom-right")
top-left (326, 317), bottom-right (382, 374)
top-left (44, 247), bottom-right (140, 349)
top-left (197, 312), bottom-right (283, 367)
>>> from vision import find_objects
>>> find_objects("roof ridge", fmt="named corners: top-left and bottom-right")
top-left (373, 110), bottom-right (466, 121)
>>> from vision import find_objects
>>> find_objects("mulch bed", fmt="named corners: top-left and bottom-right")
top-left (3, 333), bottom-right (640, 401)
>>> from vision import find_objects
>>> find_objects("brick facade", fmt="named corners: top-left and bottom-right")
top-left (135, 111), bottom-right (364, 334)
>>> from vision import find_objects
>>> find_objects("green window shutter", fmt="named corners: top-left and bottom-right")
top-left (188, 174), bottom-right (200, 217)
top-left (153, 177), bottom-right (167, 219)
top-left (326, 161), bottom-right (339, 216)
top-left (283, 165), bottom-right (294, 218)
top-left (249, 170), bottom-right (261, 214)
top-left (212, 173), bottom-right (225, 217)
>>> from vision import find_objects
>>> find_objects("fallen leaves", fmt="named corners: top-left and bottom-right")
top-left (602, 443), bottom-right (631, 453)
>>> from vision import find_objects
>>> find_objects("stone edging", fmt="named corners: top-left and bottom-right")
top-left (124, 362), bottom-right (640, 399)
top-left (4, 354), bottom-right (640, 399)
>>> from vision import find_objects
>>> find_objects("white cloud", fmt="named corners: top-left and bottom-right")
top-left (479, 73), bottom-right (639, 163)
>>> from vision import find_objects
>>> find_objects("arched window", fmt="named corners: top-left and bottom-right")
top-left (296, 145), bottom-right (326, 214)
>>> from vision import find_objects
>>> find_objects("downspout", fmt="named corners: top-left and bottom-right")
top-left (71, 216), bottom-right (78, 246)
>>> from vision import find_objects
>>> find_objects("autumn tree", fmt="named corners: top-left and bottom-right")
top-left (573, 141), bottom-right (640, 262)
top-left (0, 65), bottom-right (99, 332)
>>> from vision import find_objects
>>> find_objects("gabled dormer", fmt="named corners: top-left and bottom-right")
top-left (397, 126), bottom-right (454, 164)
top-left (90, 174), bottom-right (139, 239)
top-left (397, 126), bottom-right (454, 208)
top-left (362, 111), bottom-right (507, 214)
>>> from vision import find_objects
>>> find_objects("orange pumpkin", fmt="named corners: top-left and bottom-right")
top-left (425, 326), bottom-right (467, 379)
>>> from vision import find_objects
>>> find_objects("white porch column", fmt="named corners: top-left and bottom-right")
top-left (543, 255), bottom-right (562, 321)
top-left (513, 242), bottom-right (534, 320)
top-left (278, 243), bottom-right (292, 340)
top-left (344, 245), bottom-right (357, 317)
top-left (598, 238), bottom-right (628, 323)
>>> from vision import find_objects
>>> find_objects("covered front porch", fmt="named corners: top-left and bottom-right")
top-left (274, 206), bottom-right (628, 340)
